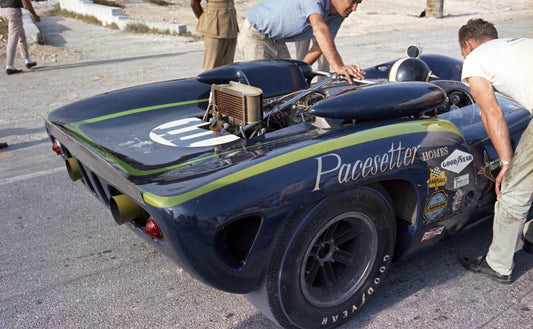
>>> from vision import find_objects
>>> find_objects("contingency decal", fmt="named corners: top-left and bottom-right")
top-left (421, 226), bottom-right (445, 242)
top-left (453, 174), bottom-right (469, 189)
top-left (440, 149), bottom-right (473, 174)
top-left (428, 167), bottom-right (447, 190)
top-left (420, 146), bottom-right (449, 162)
top-left (312, 141), bottom-right (419, 192)
top-left (477, 150), bottom-right (499, 182)
top-left (452, 188), bottom-right (464, 212)
top-left (423, 190), bottom-right (448, 222)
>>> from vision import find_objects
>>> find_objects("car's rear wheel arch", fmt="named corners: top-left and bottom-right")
top-left (246, 184), bottom-right (396, 329)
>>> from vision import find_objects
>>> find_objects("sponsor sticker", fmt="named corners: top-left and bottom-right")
top-left (428, 167), bottom-right (447, 190)
top-left (421, 226), bottom-right (446, 242)
top-left (424, 190), bottom-right (448, 222)
top-left (452, 188), bottom-right (464, 212)
top-left (421, 146), bottom-right (449, 162)
top-left (312, 142), bottom-right (420, 192)
top-left (453, 174), bottom-right (469, 189)
top-left (477, 150), bottom-right (500, 182)
top-left (441, 149), bottom-right (473, 174)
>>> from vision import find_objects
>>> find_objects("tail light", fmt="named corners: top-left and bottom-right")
top-left (146, 217), bottom-right (162, 240)
top-left (52, 140), bottom-right (62, 155)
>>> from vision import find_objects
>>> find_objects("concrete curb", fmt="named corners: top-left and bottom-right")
top-left (59, 0), bottom-right (187, 34)
top-left (22, 9), bottom-right (41, 44)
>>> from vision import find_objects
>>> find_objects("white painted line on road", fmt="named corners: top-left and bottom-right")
top-left (0, 167), bottom-right (65, 185)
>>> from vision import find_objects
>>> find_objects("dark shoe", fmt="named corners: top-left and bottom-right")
top-left (26, 61), bottom-right (37, 69)
top-left (523, 239), bottom-right (533, 254)
top-left (6, 68), bottom-right (22, 75)
top-left (0, 142), bottom-right (7, 149)
top-left (458, 255), bottom-right (511, 284)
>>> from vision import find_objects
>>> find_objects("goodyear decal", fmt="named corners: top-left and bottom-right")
top-left (143, 119), bottom-right (463, 208)
top-left (424, 190), bottom-right (448, 222)
top-left (440, 149), bottom-right (473, 174)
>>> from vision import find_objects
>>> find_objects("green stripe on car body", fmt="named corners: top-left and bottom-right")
top-left (59, 98), bottom-right (319, 176)
top-left (79, 99), bottom-right (209, 125)
top-left (472, 114), bottom-right (532, 146)
top-left (143, 119), bottom-right (462, 208)
top-left (64, 99), bottom-right (210, 176)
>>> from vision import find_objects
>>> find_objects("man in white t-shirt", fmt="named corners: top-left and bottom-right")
top-left (457, 18), bottom-right (533, 284)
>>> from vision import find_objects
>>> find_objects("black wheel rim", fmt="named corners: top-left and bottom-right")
top-left (299, 211), bottom-right (378, 308)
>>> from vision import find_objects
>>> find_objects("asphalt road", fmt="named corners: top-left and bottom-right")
top-left (1, 14), bottom-right (532, 329)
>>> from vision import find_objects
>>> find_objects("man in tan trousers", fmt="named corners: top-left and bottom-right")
top-left (238, 0), bottom-right (365, 82)
top-left (1, 0), bottom-right (40, 75)
top-left (191, 0), bottom-right (238, 71)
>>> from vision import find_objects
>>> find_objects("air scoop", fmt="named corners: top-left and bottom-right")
top-left (310, 82), bottom-right (446, 121)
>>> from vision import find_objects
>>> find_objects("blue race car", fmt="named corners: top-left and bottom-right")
top-left (45, 46), bottom-right (531, 329)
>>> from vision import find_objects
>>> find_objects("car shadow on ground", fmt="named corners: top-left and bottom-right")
top-left (29, 51), bottom-right (202, 72)
top-left (39, 15), bottom-right (71, 47)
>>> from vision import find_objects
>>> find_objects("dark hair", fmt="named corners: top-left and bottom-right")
top-left (458, 18), bottom-right (498, 45)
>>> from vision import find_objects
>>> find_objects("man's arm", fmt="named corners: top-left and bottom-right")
top-left (468, 76), bottom-right (513, 195)
top-left (21, 0), bottom-right (40, 22)
top-left (190, 0), bottom-right (203, 19)
top-left (304, 13), bottom-right (363, 81)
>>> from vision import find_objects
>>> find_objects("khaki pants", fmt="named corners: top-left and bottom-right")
top-left (294, 39), bottom-right (329, 72)
top-left (203, 36), bottom-right (237, 71)
top-left (487, 119), bottom-right (533, 275)
top-left (238, 19), bottom-right (291, 61)
top-left (294, 39), bottom-right (329, 82)
top-left (1, 7), bottom-right (29, 67)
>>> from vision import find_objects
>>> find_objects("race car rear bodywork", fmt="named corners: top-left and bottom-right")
top-left (45, 53), bottom-right (531, 329)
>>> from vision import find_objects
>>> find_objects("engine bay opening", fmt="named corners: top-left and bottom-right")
top-left (201, 80), bottom-right (332, 144)
top-left (154, 65), bottom-right (458, 149)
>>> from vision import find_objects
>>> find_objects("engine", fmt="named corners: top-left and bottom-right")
top-left (207, 82), bottom-right (263, 132)
top-left (203, 81), bottom-right (329, 140)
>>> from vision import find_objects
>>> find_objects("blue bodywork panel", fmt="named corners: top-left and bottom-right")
top-left (45, 55), bottom-right (531, 295)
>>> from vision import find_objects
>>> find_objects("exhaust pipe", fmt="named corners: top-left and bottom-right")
top-left (110, 194), bottom-right (147, 225)
top-left (65, 158), bottom-right (82, 181)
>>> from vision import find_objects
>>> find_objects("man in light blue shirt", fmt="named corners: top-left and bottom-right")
top-left (238, 0), bottom-right (365, 82)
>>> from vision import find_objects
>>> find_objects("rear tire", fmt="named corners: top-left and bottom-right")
top-left (246, 186), bottom-right (396, 329)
